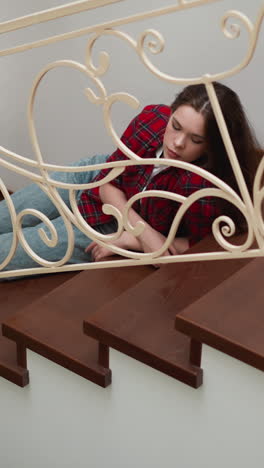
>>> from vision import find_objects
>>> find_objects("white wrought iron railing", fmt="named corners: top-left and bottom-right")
top-left (0, 0), bottom-right (263, 279)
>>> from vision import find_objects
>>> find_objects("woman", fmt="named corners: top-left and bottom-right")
top-left (86, 82), bottom-right (261, 260)
top-left (0, 82), bottom-right (261, 274)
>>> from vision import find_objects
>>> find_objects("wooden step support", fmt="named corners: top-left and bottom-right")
top-left (175, 257), bottom-right (264, 373)
top-left (0, 272), bottom-right (78, 386)
top-left (83, 237), bottom-right (252, 388)
top-left (2, 265), bottom-right (153, 387)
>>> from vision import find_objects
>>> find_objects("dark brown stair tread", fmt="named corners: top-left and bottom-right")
top-left (175, 257), bottom-right (264, 371)
top-left (83, 236), bottom-right (252, 388)
top-left (2, 264), bottom-right (153, 387)
top-left (0, 272), bottom-right (78, 386)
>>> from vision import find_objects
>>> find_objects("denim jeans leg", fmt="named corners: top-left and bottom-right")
top-left (0, 154), bottom-right (109, 234)
top-left (0, 216), bottom-right (116, 276)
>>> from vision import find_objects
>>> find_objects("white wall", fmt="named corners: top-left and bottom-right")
top-left (1, 345), bottom-right (264, 468)
top-left (0, 2), bottom-right (264, 467)
top-left (0, 0), bottom-right (263, 190)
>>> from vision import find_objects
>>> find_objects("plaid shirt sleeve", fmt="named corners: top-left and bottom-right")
top-left (180, 172), bottom-right (221, 245)
top-left (78, 104), bottom-right (170, 226)
top-left (138, 167), bottom-right (220, 244)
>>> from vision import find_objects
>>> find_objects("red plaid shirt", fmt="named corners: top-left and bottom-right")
top-left (78, 104), bottom-right (220, 245)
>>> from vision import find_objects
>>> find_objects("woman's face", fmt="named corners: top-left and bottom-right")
top-left (163, 105), bottom-right (207, 163)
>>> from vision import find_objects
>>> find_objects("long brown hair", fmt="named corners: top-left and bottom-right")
top-left (171, 82), bottom-right (262, 230)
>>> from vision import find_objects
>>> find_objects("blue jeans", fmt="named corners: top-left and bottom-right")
top-left (0, 154), bottom-right (115, 276)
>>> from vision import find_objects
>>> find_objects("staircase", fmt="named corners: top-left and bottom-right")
top-left (1, 234), bottom-right (261, 389)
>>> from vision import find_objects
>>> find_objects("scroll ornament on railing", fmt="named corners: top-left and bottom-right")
top-left (0, 0), bottom-right (263, 278)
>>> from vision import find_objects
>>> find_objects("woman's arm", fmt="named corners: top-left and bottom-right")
top-left (86, 233), bottom-right (189, 261)
top-left (86, 183), bottom-right (189, 260)
top-left (99, 183), bottom-right (171, 253)
top-left (169, 237), bottom-right (189, 254)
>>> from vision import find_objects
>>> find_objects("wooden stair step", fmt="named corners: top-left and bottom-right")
top-left (2, 265), bottom-right (153, 387)
top-left (175, 257), bottom-right (264, 372)
top-left (83, 237), bottom-right (252, 388)
top-left (0, 272), bottom-right (78, 386)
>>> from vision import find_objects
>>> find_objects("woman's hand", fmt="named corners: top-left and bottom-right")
top-left (139, 230), bottom-right (189, 267)
top-left (85, 231), bottom-right (142, 262)
top-left (169, 237), bottom-right (189, 254)
top-left (85, 242), bottom-right (115, 262)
